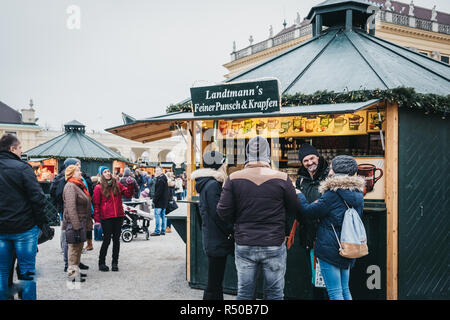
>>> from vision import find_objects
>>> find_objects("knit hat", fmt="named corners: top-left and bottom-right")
top-left (331, 155), bottom-right (358, 176)
top-left (203, 151), bottom-right (226, 170)
top-left (65, 165), bottom-right (78, 181)
top-left (245, 136), bottom-right (271, 165)
top-left (64, 158), bottom-right (80, 168)
top-left (98, 166), bottom-right (109, 176)
top-left (298, 144), bottom-right (319, 162)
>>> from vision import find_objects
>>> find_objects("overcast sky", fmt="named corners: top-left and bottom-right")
top-left (0, 0), bottom-right (448, 132)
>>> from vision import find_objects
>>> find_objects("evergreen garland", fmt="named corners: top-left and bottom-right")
top-left (166, 87), bottom-right (449, 117)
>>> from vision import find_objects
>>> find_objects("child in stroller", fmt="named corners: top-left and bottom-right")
top-left (122, 200), bottom-right (153, 242)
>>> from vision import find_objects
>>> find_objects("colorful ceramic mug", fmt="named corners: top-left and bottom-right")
top-left (279, 120), bottom-right (291, 134)
top-left (348, 115), bottom-right (365, 130)
top-left (293, 118), bottom-right (303, 132)
top-left (305, 119), bottom-right (316, 133)
top-left (267, 119), bottom-right (279, 130)
top-left (243, 120), bottom-right (254, 133)
top-left (358, 163), bottom-right (383, 193)
top-left (334, 116), bottom-right (348, 131)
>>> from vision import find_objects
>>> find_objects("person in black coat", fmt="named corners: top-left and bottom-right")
top-left (191, 151), bottom-right (234, 300)
top-left (151, 167), bottom-right (169, 236)
top-left (294, 144), bottom-right (329, 300)
top-left (0, 134), bottom-right (48, 300)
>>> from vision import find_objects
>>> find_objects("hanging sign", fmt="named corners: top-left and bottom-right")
top-left (190, 78), bottom-right (281, 117)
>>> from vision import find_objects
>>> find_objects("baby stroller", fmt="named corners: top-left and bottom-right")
top-left (121, 201), bottom-right (153, 242)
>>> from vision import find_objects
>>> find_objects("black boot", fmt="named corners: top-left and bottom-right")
top-left (111, 263), bottom-right (119, 272)
top-left (99, 264), bottom-right (109, 272)
top-left (79, 262), bottom-right (89, 270)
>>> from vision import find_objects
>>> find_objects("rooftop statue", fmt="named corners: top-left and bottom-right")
top-left (408, 1), bottom-right (414, 16)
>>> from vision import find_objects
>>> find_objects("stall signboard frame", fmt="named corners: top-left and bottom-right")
top-left (191, 78), bottom-right (281, 117)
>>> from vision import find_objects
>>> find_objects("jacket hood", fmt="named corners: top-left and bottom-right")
top-left (319, 174), bottom-right (366, 194)
top-left (319, 174), bottom-right (365, 208)
top-left (191, 168), bottom-right (227, 193)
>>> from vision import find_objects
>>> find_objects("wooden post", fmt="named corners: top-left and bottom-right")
top-left (385, 102), bottom-right (399, 300)
top-left (185, 121), bottom-right (197, 282)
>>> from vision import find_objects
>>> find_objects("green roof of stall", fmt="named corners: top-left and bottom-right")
top-left (26, 120), bottom-right (128, 161)
top-left (227, 14), bottom-right (449, 95)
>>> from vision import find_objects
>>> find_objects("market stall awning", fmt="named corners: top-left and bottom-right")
top-left (106, 99), bottom-right (380, 142)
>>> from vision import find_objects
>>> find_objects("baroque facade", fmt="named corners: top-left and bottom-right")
top-left (224, 0), bottom-right (450, 78)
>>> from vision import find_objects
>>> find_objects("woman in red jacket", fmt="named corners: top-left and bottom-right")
top-left (93, 166), bottom-right (126, 272)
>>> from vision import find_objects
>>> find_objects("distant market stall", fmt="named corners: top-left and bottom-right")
top-left (25, 120), bottom-right (128, 178)
top-left (106, 0), bottom-right (449, 300)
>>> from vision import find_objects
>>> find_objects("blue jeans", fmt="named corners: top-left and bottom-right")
top-left (318, 258), bottom-right (352, 300)
top-left (0, 225), bottom-right (40, 300)
top-left (235, 243), bottom-right (287, 300)
top-left (154, 208), bottom-right (166, 234)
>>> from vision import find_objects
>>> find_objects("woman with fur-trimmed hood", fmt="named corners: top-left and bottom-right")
top-left (296, 155), bottom-right (365, 300)
top-left (191, 151), bottom-right (234, 300)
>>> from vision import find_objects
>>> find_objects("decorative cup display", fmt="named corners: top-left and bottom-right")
top-left (243, 119), bottom-right (254, 133)
top-left (279, 120), bottom-right (291, 134)
top-left (318, 115), bottom-right (333, 132)
top-left (348, 114), bottom-right (365, 130)
top-left (293, 117), bottom-right (303, 132)
top-left (357, 163), bottom-right (383, 193)
top-left (218, 120), bottom-right (229, 136)
top-left (369, 112), bottom-right (385, 130)
top-left (256, 120), bottom-right (267, 134)
top-left (333, 116), bottom-right (348, 132)
top-left (305, 119), bottom-right (316, 133)
top-left (230, 120), bottom-right (242, 136)
top-left (267, 119), bottom-right (279, 130)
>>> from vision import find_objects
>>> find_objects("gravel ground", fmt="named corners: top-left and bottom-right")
top-left (26, 203), bottom-right (235, 300)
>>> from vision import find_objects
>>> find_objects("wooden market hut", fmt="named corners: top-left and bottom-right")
top-left (26, 120), bottom-right (128, 178)
top-left (106, 0), bottom-right (449, 300)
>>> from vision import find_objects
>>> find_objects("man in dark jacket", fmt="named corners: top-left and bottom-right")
top-left (151, 167), bottom-right (169, 236)
top-left (191, 151), bottom-right (234, 300)
top-left (0, 134), bottom-right (47, 300)
top-left (295, 144), bottom-right (329, 299)
top-left (217, 136), bottom-right (301, 300)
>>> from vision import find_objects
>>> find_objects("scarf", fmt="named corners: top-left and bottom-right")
top-left (68, 177), bottom-right (90, 199)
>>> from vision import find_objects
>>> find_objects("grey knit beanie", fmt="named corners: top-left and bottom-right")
top-left (245, 136), bottom-right (271, 165)
top-left (64, 158), bottom-right (80, 168)
top-left (331, 155), bottom-right (358, 176)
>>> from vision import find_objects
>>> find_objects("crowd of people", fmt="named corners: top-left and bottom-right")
top-left (0, 133), bottom-right (185, 299)
top-left (193, 136), bottom-right (365, 301)
top-left (0, 132), bottom-right (365, 301)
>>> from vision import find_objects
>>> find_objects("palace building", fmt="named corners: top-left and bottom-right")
top-left (224, 0), bottom-right (450, 78)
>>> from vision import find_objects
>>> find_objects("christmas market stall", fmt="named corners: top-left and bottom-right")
top-left (26, 120), bottom-right (128, 178)
top-left (107, 0), bottom-right (449, 300)
top-left (25, 120), bottom-right (128, 225)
